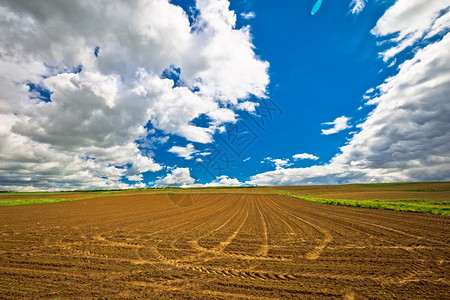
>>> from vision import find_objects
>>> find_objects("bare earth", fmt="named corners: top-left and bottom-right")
top-left (0, 189), bottom-right (449, 299)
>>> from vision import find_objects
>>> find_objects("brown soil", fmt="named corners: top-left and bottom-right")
top-left (0, 191), bottom-right (449, 299)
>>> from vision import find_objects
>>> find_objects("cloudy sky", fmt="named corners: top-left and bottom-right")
top-left (0, 0), bottom-right (449, 191)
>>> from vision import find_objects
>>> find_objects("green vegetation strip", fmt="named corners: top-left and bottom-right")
top-left (277, 190), bottom-right (450, 215)
top-left (0, 190), bottom-right (120, 196)
top-left (0, 191), bottom-right (187, 207)
top-left (0, 198), bottom-right (75, 207)
top-left (0, 194), bottom-right (120, 207)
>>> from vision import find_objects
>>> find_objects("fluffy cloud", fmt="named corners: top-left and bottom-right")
top-left (293, 153), bottom-right (319, 160)
top-left (249, 1), bottom-right (450, 186)
top-left (0, 115), bottom-right (160, 191)
top-left (153, 167), bottom-right (196, 187)
top-left (241, 12), bottom-right (256, 20)
top-left (247, 164), bottom-right (349, 186)
top-left (321, 116), bottom-right (351, 135)
top-left (127, 174), bottom-right (144, 182)
top-left (168, 143), bottom-right (198, 160)
top-left (371, 0), bottom-right (450, 61)
top-left (0, 0), bottom-right (269, 190)
top-left (263, 157), bottom-right (293, 170)
top-left (336, 33), bottom-right (450, 181)
top-left (236, 101), bottom-right (259, 112)
top-left (204, 175), bottom-right (243, 186)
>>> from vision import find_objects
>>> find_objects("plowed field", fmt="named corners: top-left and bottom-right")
top-left (1, 190), bottom-right (449, 299)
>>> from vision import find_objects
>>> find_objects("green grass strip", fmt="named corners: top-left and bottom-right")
top-left (0, 190), bottom-right (120, 196)
top-left (277, 190), bottom-right (450, 215)
top-left (0, 194), bottom-right (123, 207)
top-left (0, 191), bottom-right (186, 207)
top-left (0, 198), bottom-right (75, 207)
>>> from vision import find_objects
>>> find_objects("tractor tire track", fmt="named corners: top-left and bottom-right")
top-left (268, 196), bottom-right (333, 260)
top-left (255, 197), bottom-right (269, 256)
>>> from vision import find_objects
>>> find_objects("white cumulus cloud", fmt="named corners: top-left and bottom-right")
top-left (153, 167), bottom-right (196, 187)
top-left (293, 153), bottom-right (319, 161)
top-left (127, 174), bottom-right (143, 182)
top-left (321, 116), bottom-right (351, 135)
top-left (204, 175), bottom-right (243, 186)
top-left (168, 143), bottom-right (198, 160)
top-left (264, 157), bottom-right (293, 170)
top-left (371, 0), bottom-right (450, 61)
top-left (241, 12), bottom-right (256, 20)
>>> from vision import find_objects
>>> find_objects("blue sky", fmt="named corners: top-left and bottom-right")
top-left (0, 0), bottom-right (449, 190)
